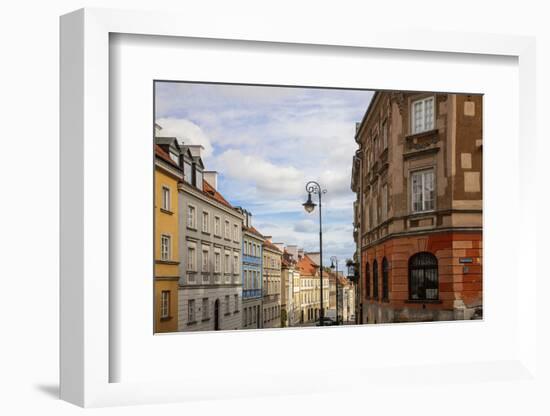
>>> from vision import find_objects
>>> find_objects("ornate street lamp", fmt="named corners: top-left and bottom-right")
top-left (330, 256), bottom-right (340, 325)
top-left (303, 181), bottom-right (327, 325)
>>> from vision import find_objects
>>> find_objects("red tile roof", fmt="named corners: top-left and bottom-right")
top-left (154, 144), bottom-right (180, 169)
top-left (296, 254), bottom-right (319, 276)
top-left (243, 225), bottom-right (264, 239)
top-left (202, 179), bottom-right (234, 209)
top-left (263, 239), bottom-right (282, 254)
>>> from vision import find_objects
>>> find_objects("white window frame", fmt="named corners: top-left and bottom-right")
top-left (160, 290), bottom-right (170, 319)
top-left (160, 234), bottom-right (171, 261)
top-left (214, 216), bottom-right (221, 237)
top-left (225, 252), bottom-right (230, 273)
top-left (202, 210), bottom-right (210, 233)
top-left (224, 220), bottom-right (230, 239)
top-left (233, 254), bottom-right (239, 274)
top-left (214, 251), bottom-right (221, 274)
top-left (411, 169), bottom-right (436, 213)
top-left (161, 185), bottom-right (170, 211)
top-left (187, 246), bottom-right (196, 271)
top-left (233, 224), bottom-right (239, 241)
top-left (411, 96), bottom-right (435, 134)
top-left (187, 204), bottom-right (196, 229)
top-left (381, 183), bottom-right (388, 221)
top-left (202, 248), bottom-right (209, 273)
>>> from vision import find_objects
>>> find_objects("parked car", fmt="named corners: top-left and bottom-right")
top-left (315, 317), bottom-right (336, 326)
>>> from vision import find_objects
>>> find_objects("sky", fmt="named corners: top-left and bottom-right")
top-left (155, 82), bottom-right (374, 267)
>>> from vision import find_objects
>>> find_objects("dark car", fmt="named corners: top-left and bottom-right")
top-left (315, 317), bottom-right (336, 326)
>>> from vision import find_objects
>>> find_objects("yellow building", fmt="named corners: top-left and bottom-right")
top-left (154, 134), bottom-right (183, 332)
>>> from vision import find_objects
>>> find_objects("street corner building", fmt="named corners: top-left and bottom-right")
top-left (351, 92), bottom-right (483, 324)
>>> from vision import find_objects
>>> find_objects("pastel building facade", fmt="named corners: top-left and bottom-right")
top-left (262, 240), bottom-right (282, 328)
top-left (238, 208), bottom-right (264, 330)
top-left (177, 146), bottom-right (244, 331)
top-left (154, 134), bottom-right (183, 332)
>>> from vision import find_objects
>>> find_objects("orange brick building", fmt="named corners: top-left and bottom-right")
top-left (351, 92), bottom-right (483, 323)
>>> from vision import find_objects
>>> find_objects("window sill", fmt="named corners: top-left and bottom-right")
top-left (159, 316), bottom-right (173, 321)
top-left (224, 312), bottom-right (231, 316)
top-left (187, 321), bottom-right (197, 326)
top-left (202, 231), bottom-right (211, 235)
top-left (155, 260), bottom-right (180, 265)
top-left (160, 208), bottom-right (174, 215)
top-left (201, 318), bottom-right (210, 322)
top-left (187, 227), bottom-right (198, 232)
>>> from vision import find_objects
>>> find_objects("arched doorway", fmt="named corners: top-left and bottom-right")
top-left (214, 299), bottom-right (220, 330)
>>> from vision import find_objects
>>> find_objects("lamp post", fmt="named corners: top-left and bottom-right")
top-left (330, 256), bottom-right (339, 325)
top-left (302, 181), bottom-right (327, 326)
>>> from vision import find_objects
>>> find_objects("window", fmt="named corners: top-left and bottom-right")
top-left (233, 224), bottom-right (239, 241)
top-left (184, 161), bottom-right (192, 184)
top-left (202, 249), bottom-right (209, 272)
top-left (225, 295), bottom-right (230, 314)
top-left (365, 262), bottom-right (370, 298)
top-left (195, 169), bottom-right (203, 191)
top-left (381, 184), bottom-right (388, 221)
top-left (160, 235), bottom-right (170, 261)
top-left (225, 253), bottom-right (230, 273)
top-left (411, 96), bottom-right (434, 134)
top-left (161, 186), bottom-right (170, 211)
top-left (234, 294), bottom-right (239, 312)
top-left (214, 216), bottom-right (221, 236)
top-left (372, 260), bottom-right (379, 299)
top-left (187, 247), bottom-right (196, 271)
top-left (202, 211), bottom-right (210, 233)
top-left (160, 290), bottom-right (170, 319)
top-left (202, 298), bottom-right (209, 320)
top-left (381, 120), bottom-right (388, 150)
top-left (409, 252), bottom-right (438, 300)
top-left (188, 299), bottom-right (195, 322)
top-left (411, 170), bottom-right (435, 212)
top-left (233, 254), bottom-right (239, 274)
top-left (169, 151), bottom-right (179, 164)
top-left (187, 205), bottom-right (196, 229)
top-left (373, 135), bottom-right (378, 157)
top-left (224, 220), bottom-right (230, 239)
top-left (382, 257), bottom-right (389, 301)
top-left (214, 252), bottom-right (221, 273)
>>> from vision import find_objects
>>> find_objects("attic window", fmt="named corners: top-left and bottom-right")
top-left (169, 151), bottom-right (179, 164)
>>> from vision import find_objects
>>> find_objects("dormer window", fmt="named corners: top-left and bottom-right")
top-left (195, 167), bottom-right (203, 191)
top-left (183, 161), bottom-right (192, 184)
top-left (169, 151), bottom-right (179, 164)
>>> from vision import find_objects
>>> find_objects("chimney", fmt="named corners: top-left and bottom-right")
top-left (298, 248), bottom-right (304, 259)
top-left (286, 245), bottom-right (298, 259)
top-left (204, 171), bottom-right (218, 190)
top-left (273, 243), bottom-right (285, 252)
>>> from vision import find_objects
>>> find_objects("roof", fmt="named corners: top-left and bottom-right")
top-left (263, 239), bottom-right (282, 254)
top-left (281, 250), bottom-right (296, 268)
top-left (202, 179), bottom-right (233, 209)
top-left (155, 144), bottom-right (181, 170)
top-left (243, 225), bottom-right (264, 240)
top-left (296, 254), bottom-right (319, 276)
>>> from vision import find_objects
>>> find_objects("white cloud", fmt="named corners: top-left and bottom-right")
top-left (156, 118), bottom-right (214, 157)
top-left (213, 149), bottom-right (305, 197)
top-left (293, 219), bottom-right (317, 233)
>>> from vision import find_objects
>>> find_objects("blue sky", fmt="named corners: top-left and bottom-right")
top-left (155, 82), bottom-right (373, 266)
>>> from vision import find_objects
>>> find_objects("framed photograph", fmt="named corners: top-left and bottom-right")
top-left (60, 8), bottom-right (538, 408)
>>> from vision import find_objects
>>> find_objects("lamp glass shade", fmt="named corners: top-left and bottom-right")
top-left (302, 193), bottom-right (316, 213)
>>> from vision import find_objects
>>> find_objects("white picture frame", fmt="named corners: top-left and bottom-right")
top-left (60, 7), bottom-right (539, 408)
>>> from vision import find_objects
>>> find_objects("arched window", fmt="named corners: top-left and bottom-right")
top-left (408, 252), bottom-right (438, 300)
top-left (372, 260), bottom-right (379, 299)
top-left (382, 257), bottom-right (389, 301)
top-left (365, 262), bottom-right (370, 298)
